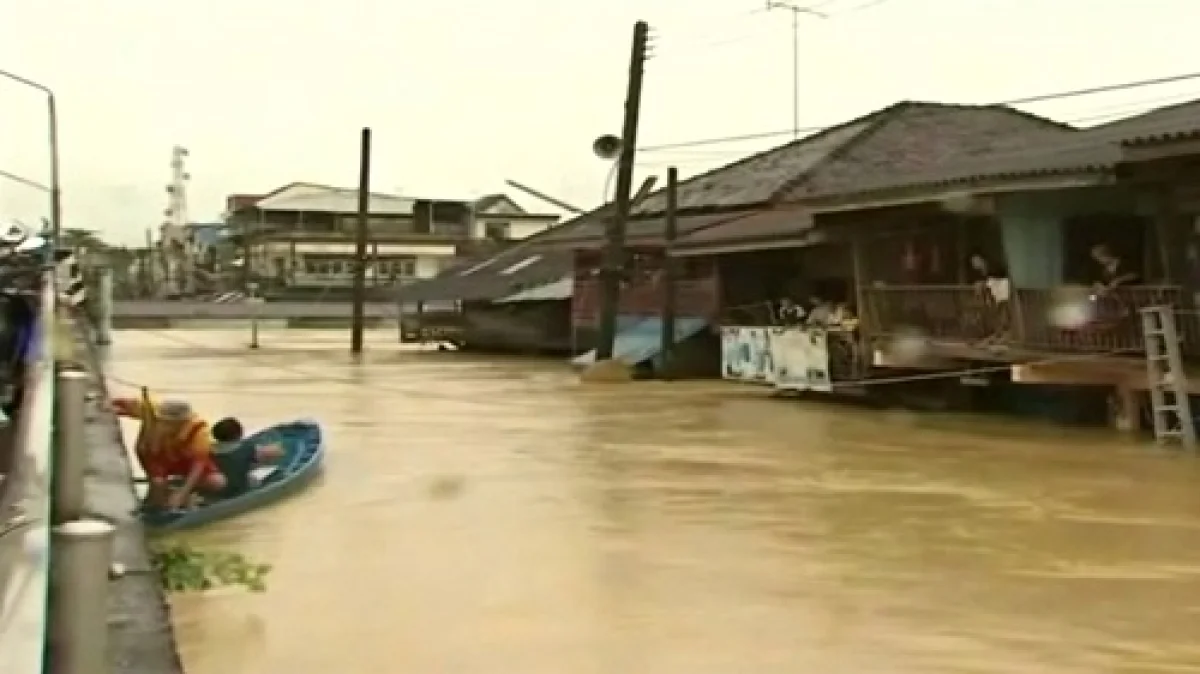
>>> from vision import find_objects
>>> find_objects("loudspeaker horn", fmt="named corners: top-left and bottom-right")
top-left (592, 134), bottom-right (623, 160)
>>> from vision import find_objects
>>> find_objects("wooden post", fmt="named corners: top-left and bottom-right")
top-left (595, 21), bottom-right (649, 361)
top-left (659, 167), bottom-right (678, 379)
top-left (350, 128), bottom-right (371, 354)
top-left (1111, 384), bottom-right (1140, 434)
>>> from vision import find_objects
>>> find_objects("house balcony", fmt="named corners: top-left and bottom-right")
top-left (863, 284), bottom-right (1191, 358)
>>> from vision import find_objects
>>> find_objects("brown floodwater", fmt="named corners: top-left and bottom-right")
top-left (107, 329), bottom-right (1200, 673)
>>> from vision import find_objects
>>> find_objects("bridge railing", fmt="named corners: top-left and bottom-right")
top-left (0, 270), bottom-right (56, 673)
top-left (112, 299), bottom-right (400, 319)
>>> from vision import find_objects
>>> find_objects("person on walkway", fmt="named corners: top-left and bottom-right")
top-left (111, 397), bottom-right (228, 510)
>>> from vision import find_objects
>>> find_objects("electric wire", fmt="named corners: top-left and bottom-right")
top-left (638, 70), bottom-right (1200, 152)
top-left (634, 91), bottom-right (1200, 170)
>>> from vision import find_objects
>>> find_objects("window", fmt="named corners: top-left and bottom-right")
top-left (302, 257), bottom-right (352, 276)
top-left (484, 221), bottom-right (511, 241)
top-left (375, 257), bottom-right (417, 279)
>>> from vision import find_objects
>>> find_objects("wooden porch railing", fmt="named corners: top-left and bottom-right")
top-left (1014, 286), bottom-right (1182, 355)
top-left (863, 283), bottom-right (1191, 357)
top-left (862, 285), bottom-right (999, 342)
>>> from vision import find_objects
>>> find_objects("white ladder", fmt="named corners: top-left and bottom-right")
top-left (1140, 305), bottom-right (1196, 450)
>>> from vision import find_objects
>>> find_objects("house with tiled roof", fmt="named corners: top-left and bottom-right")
top-left (396, 99), bottom-right (1077, 359)
top-left (753, 97), bottom-right (1200, 405)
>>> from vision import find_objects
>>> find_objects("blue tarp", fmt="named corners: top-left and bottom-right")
top-left (572, 316), bottom-right (708, 367)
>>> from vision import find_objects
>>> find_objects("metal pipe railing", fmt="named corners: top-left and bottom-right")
top-left (0, 269), bottom-right (59, 673)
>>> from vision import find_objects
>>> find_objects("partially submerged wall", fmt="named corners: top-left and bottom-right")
top-left (75, 327), bottom-right (184, 673)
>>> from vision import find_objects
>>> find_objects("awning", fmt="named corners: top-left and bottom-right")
top-left (494, 275), bottom-right (573, 303)
top-left (571, 317), bottom-right (708, 366)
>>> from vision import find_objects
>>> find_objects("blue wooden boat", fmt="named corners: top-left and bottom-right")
top-left (141, 419), bottom-right (324, 533)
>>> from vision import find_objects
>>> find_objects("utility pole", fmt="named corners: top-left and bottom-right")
top-left (766, 2), bottom-right (827, 139)
top-left (240, 219), bottom-right (252, 292)
top-left (350, 127), bottom-right (372, 354)
top-left (658, 167), bottom-right (679, 380)
top-left (595, 20), bottom-right (650, 361)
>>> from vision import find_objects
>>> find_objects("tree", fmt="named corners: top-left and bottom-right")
top-left (61, 228), bottom-right (108, 253)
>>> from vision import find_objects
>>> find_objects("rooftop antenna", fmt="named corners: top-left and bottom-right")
top-left (766, 1), bottom-right (828, 139)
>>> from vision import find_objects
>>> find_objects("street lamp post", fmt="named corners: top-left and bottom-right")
top-left (0, 69), bottom-right (61, 248)
top-left (765, 2), bottom-right (827, 139)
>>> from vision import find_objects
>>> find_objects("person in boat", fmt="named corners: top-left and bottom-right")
top-left (112, 398), bottom-right (286, 507)
top-left (111, 398), bottom-right (227, 510)
top-left (208, 416), bottom-right (285, 495)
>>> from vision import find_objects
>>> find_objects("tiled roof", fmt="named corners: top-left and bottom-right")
top-left (674, 102), bottom-right (1071, 248)
top-left (673, 208), bottom-right (812, 250)
top-left (797, 97), bottom-right (1200, 201)
top-left (788, 103), bottom-right (1074, 199)
top-left (630, 118), bottom-right (874, 215)
top-left (1101, 98), bottom-right (1200, 145)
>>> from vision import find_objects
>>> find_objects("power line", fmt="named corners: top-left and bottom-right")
top-left (639, 90), bottom-right (1200, 165)
top-left (638, 70), bottom-right (1200, 152)
top-left (840, 0), bottom-right (893, 12)
top-left (634, 103), bottom-right (1200, 179)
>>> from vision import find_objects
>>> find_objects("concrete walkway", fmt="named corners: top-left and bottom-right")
top-left (75, 328), bottom-right (183, 673)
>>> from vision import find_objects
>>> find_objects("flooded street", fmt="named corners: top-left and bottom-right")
top-left (107, 329), bottom-right (1200, 673)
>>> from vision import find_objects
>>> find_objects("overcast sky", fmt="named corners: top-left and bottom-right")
top-left (3, 0), bottom-right (1200, 245)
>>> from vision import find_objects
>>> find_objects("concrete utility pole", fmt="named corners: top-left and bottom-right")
top-left (765, 2), bottom-right (827, 139)
top-left (595, 21), bottom-right (650, 361)
top-left (658, 167), bottom-right (679, 379)
top-left (351, 128), bottom-right (372, 354)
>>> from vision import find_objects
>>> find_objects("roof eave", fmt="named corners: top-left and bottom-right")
top-left (671, 230), bottom-right (826, 257)
top-left (802, 169), bottom-right (1114, 215)
top-left (1121, 136), bottom-right (1200, 163)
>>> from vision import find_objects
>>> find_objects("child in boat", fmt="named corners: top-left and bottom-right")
top-left (209, 417), bottom-right (285, 495)
top-left (111, 398), bottom-right (226, 510)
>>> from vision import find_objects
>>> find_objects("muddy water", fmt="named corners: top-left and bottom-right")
top-left (106, 329), bottom-right (1200, 673)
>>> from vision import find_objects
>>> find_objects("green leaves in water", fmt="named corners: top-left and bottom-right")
top-left (150, 543), bottom-right (272, 593)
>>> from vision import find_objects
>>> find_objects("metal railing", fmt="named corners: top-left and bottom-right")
top-left (863, 284), bottom-right (998, 342)
top-left (112, 299), bottom-right (400, 319)
top-left (0, 270), bottom-right (56, 673)
top-left (862, 283), bottom-right (1187, 356)
top-left (1014, 285), bottom-right (1182, 354)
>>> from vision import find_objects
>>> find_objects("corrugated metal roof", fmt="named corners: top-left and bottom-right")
top-left (398, 248), bottom-right (575, 303)
top-left (253, 183), bottom-right (417, 215)
top-left (495, 275), bottom-right (573, 303)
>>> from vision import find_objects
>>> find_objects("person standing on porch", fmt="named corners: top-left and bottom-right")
top-left (968, 252), bottom-right (1011, 342)
top-left (968, 253), bottom-right (1011, 304)
top-left (1090, 243), bottom-right (1139, 295)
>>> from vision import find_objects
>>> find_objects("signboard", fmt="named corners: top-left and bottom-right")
top-left (400, 316), bottom-right (464, 342)
top-left (773, 327), bottom-right (832, 393)
top-left (721, 326), bottom-right (775, 383)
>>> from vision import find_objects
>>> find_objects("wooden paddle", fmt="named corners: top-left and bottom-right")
top-left (133, 386), bottom-right (156, 486)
